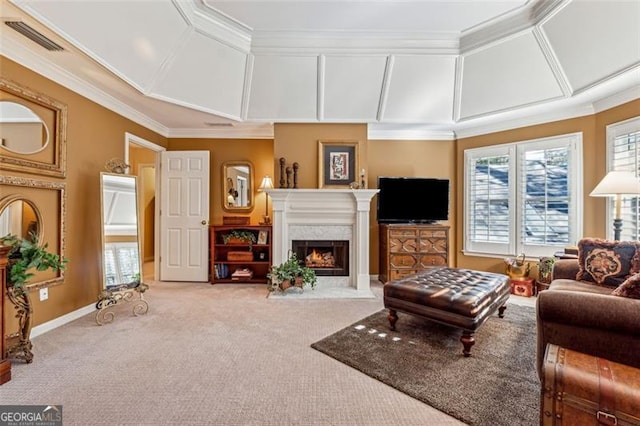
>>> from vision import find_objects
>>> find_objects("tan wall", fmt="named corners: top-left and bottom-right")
top-left (167, 138), bottom-right (274, 225)
top-left (455, 98), bottom-right (640, 274)
top-left (273, 123), bottom-right (368, 189)
top-left (1, 56), bottom-right (168, 332)
top-left (272, 125), bottom-right (456, 274)
top-left (368, 140), bottom-right (456, 272)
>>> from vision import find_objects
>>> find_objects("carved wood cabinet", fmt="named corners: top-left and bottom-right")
top-left (379, 224), bottom-right (450, 283)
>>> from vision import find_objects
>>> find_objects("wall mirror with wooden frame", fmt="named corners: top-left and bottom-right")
top-left (0, 176), bottom-right (66, 290)
top-left (0, 78), bottom-right (67, 178)
top-left (100, 173), bottom-right (142, 288)
top-left (222, 161), bottom-right (254, 213)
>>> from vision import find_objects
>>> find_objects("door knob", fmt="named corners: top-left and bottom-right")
top-left (201, 220), bottom-right (207, 225)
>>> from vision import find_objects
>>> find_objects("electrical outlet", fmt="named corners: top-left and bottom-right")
top-left (39, 287), bottom-right (48, 301)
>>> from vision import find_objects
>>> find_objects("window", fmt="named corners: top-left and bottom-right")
top-left (464, 133), bottom-right (582, 258)
top-left (606, 117), bottom-right (640, 240)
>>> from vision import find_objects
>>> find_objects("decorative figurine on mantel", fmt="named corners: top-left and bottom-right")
top-left (349, 169), bottom-right (367, 189)
top-left (278, 157), bottom-right (300, 188)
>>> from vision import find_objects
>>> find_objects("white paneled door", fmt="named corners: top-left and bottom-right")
top-left (159, 151), bottom-right (210, 282)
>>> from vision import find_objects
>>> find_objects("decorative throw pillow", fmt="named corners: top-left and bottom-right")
top-left (612, 273), bottom-right (640, 299)
top-left (576, 238), bottom-right (640, 287)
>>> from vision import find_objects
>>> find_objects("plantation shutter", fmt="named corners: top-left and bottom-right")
top-left (519, 142), bottom-right (572, 253)
top-left (611, 129), bottom-right (640, 240)
top-left (465, 146), bottom-right (514, 255)
top-left (464, 133), bottom-right (581, 258)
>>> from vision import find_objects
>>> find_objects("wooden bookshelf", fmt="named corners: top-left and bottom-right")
top-left (209, 225), bottom-right (272, 284)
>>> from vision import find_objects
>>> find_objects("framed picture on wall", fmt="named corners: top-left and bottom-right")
top-left (318, 140), bottom-right (359, 188)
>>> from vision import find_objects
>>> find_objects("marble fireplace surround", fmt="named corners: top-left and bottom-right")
top-left (266, 189), bottom-right (378, 297)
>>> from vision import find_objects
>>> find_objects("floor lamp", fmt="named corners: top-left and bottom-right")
top-left (589, 171), bottom-right (640, 241)
top-left (259, 175), bottom-right (274, 225)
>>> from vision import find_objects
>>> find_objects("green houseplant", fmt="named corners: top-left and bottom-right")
top-left (2, 232), bottom-right (67, 295)
top-left (267, 251), bottom-right (317, 292)
top-left (222, 230), bottom-right (257, 245)
top-left (1, 232), bottom-right (67, 363)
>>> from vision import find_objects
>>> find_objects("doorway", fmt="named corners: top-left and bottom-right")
top-left (125, 133), bottom-right (164, 282)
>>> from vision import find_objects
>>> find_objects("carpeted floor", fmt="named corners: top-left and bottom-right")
top-left (311, 304), bottom-right (539, 426)
top-left (2, 280), bottom-right (469, 425)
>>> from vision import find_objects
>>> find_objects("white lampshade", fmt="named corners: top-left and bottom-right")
top-left (259, 175), bottom-right (274, 191)
top-left (589, 171), bottom-right (640, 197)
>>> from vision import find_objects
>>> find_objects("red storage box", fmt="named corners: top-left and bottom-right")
top-left (509, 278), bottom-right (535, 297)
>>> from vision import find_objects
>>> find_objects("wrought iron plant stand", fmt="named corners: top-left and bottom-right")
top-left (95, 281), bottom-right (149, 325)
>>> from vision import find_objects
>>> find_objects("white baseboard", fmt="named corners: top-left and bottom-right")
top-left (30, 303), bottom-right (96, 339)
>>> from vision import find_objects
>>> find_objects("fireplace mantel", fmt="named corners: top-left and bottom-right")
top-left (266, 189), bottom-right (378, 295)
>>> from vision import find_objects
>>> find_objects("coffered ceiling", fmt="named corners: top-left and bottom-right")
top-left (1, 0), bottom-right (638, 139)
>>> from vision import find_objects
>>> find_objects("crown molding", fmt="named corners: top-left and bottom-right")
top-left (251, 31), bottom-right (460, 55)
top-left (460, 0), bottom-right (566, 53)
top-left (167, 124), bottom-right (274, 139)
top-left (453, 103), bottom-right (594, 139)
top-left (177, 0), bottom-right (252, 53)
top-left (592, 85), bottom-right (640, 114)
top-left (368, 124), bottom-right (455, 141)
top-left (0, 42), bottom-right (170, 137)
top-left (146, 91), bottom-right (243, 122)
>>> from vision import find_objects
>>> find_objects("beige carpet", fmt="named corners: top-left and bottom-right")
top-left (2, 280), bottom-right (470, 425)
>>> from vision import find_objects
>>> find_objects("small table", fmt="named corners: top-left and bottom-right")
top-left (383, 267), bottom-right (510, 356)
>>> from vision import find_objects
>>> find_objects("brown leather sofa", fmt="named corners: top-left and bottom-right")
top-left (536, 258), bottom-right (640, 379)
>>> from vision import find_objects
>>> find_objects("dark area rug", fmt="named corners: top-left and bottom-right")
top-left (311, 303), bottom-right (539, 426)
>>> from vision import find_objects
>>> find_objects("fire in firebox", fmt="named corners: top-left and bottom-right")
top-left (305, 249), bottom-right (335, 268)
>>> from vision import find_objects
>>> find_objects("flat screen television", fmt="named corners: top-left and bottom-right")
top-left (377, 177), bottom-right (450, 224)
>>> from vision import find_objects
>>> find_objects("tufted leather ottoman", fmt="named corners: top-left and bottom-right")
top-left (383, 267), bottom-right (510, 357)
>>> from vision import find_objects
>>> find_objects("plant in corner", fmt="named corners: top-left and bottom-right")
top-left (267, 251), bottom-right (317, 292)
top-left (1, 232), bottom-right (68, 363)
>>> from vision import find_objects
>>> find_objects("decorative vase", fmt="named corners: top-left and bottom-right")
top-left (280, 279), bottom-right (292, 290)
top-left (226, 237), bottom-right (247, 245)
top-left (294, 276), bottom-right (304, 288)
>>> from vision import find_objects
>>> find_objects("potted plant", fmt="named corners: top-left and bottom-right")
top-left (1, 232), bottom-right (67, 363)
top-left (267, 251), bottom-right (317, 292)
top-left (2, 232), bottom-right (67, 295)
top-left (222, 230), bottom-right (257, 245)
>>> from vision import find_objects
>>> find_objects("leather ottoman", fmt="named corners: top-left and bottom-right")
top-left (383, 267), bottom-right (511, 356)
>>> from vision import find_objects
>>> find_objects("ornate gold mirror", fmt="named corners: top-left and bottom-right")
top-left (0, 101), bottom-right (50, 154)
top-left (0, 176), bottom-right (66, 289)
top-left (100, 173), bottom-right (142, 288)
top-left (0, 77), bottom-right (67, 178)
top-left (0, 196), bottom-right (42, 242)
top-left (222, 161), bottom-right (254, 212)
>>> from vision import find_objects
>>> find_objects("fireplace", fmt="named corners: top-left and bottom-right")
top-left (266, 188), bottom-right (378, 295)
top-left (292, 240), bottom-right (349, 276)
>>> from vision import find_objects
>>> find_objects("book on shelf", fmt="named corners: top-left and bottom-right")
top-left (231, 268), bottom-right (253, 280)
top-left (214, 264), bottom-right (230, 279)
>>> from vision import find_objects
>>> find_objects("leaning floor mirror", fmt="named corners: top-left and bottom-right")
top-left (100, 172), bottom-right (142, 288)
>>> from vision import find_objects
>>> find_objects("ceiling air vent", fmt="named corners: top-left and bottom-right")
top-left (5, 21), bottom-right (64, 52)
top-left (205, 122), bottom-right (234, 127)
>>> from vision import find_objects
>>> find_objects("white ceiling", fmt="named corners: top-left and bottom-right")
top-left (1, 0), bottom-right (638, 140)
